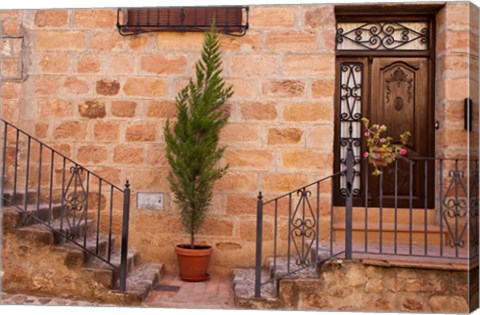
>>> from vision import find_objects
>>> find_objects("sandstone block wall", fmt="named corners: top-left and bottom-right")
top-left (0, 3), bottom-right (476, 275)
top-left (279, 260), bottom-right (474, 313)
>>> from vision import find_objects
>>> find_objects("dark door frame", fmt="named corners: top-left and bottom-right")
top-left (333, 13), bottom-right (437, 207)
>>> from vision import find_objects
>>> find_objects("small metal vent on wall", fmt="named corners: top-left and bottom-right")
top-left (116, 6), bottom-right (249, 36)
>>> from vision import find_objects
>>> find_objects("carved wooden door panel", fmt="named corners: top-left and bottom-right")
top-left (369, 58), bottom-right (434, 208)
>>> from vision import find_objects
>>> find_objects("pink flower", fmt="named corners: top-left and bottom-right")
top-left (380, 138), bottom-right (386, 143)
top-left (363, 152), bottom-right (369, 158)
top-left (364, 131), bottom-right (370, 137)
top-left (400, 148), bottom-right (407, 156)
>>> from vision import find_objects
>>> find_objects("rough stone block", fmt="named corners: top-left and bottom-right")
top-left (76, 145), bottom-right (108, 164)
top-left (146, 101), bottom-right (176, 118)
top-left (77, 54), bottom-right (101, 74)
top-left (312, 79), bottom-right (335, 98)
top-left (1, 82), bottom-right (21, 100)
top-left (38, 53), bottom-right (71, 73)
top-left (267, 128), bottom-right (303, 145)
top-left (263, 80), bottom-right (305, 98)
top-left (231, 55), bottom-right (280, 77)
top-left (72, 9), bottom-right (116, 28)
top-left (123, 78), bottom-right (168, 97)
top-left (249, 7), bottom-right (295, 28)
top-left (282, 150), bottom-right (332, 170)
top-left (215, 171), bottom-right (258, 193)
top-left (125, 124), bottom-right (157, 142)
top-left (156, 32), bottom-right (203, 51)
top-left (78, 100), bottom-right (106, 119)
top-left (110, 53), bottom-right (135, 75)
top-left (239, 218), bottom-right (273, 241)
top-left (226, 195), bottom-right (257, 215)
top-left (35, 76), bottom-right (60, 95)
top-left (225, 149), bottom-right (273, 169)
top-left (283, 102), bottom-right (333, 122)
top-left (35, 31), bottom-right (86, 51)
top-left (263, 173), bottom-right (309, 192)
top-left (304, 6), bottom-right (335, 29)
top-left (140, 55), bottom-right (187, 75)
top-left (198, 218), bottom-right (234, 237)
top-left (64, 77), bottom-right (90, 94)
top-left (220, 124), bottom-right (259, 143)
top-left (283, 54), bottom-right (335, 76)
top-left (1, 19), bottom-right (21, 36)
top-left (34, 123), bottom-right (49, 139)
top-left (429, 295), bottom-right (469, 313)
top-left (96, 79), bottom-right (120, 96)
top-left (38, 98), bottom-right (72, 117)
top-left (53, 121), bottom-right (88, 140)
top-left (240, 101), bottom-right (277, 121)
top-left (1, 59), bottom-right (20, 78)
top-left (113, 146), bottom-right (144, 164)
top-left (219, 32), bottom-right (261, 51)
top-left (90, 32), bottom-right (124, 51)
top-left (265, 32), bottom-right (317, 52)
top-left (34, 10), bottom-right (69, 28)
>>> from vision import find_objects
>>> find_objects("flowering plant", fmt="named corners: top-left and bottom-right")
top-left (362, 117), bottom-right (411, 175)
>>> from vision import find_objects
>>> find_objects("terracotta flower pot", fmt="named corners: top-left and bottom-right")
top-left (175, 244), bottom-right (213, 282)
top-left (369, 147), bottom-right (390, 167)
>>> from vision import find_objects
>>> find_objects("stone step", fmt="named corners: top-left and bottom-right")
top-left (61, 234), bottom-right (118, 265)
top-left (15, 218), bottom-right (94, 246)
top-left (84, 249), bottom-right (139, 288)
top-left (2, 204), bottom-right (63, 230)
top-left (232, 268), bottom-right (285, 309)
top-left (333, 206), bottom-right (438, 225)
top-left (333, 222), bottom-right (450, 245)
top-left (266, 256), bottom-right (320, 280)
top-left (3, 190), bottom-right (38, 206)
top-left (122, 263), bottom-right (165, 302)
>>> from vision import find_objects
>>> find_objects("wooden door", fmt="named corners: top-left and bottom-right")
top-left (333, 57), bottom-right (434, 208)
top-left (369, 57), bottom-right (434, 208)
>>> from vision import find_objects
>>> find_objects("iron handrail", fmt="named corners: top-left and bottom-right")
top-left (0, 118), bottom-right (131, 291)
top-left (254, 145), bottom-right (479, 298)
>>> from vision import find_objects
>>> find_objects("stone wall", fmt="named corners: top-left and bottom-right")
top-left (436, 2), bottom-right (472, 158)
top-left (0, 3), bottom-right (477, 275)
top-left (278, 260), bottom-right (471, 313)
top-left (0, 5), bottom-right (336, 275)
top-left (2, 229), bottom-right (131, 305)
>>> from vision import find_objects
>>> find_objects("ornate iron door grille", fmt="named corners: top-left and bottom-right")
top-left (336, 21), bottom-right (429, 51)
top-left (339, 62), bottom-right (362, 198)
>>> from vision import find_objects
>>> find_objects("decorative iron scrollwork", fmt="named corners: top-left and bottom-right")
top-left (62, 166), bottom-right (88, 239)
top-left (290, 189), bottom-right (317, 266)
top-left (442, 165), bottom-right (469, 249)
top-left (470, 162), bottom-right (479, 250)
top-left (336, 22), bottom-right (429, 51)
top-left (339, 62), bottom-right (362, 197)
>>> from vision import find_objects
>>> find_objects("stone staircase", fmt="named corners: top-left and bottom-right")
top-left (2, 189), bottom-right (164, 305)
top-left (332, 206), bottom-right (450, 247)
top-left (231, 247), bottom-right (473, 312)
top-left (232, 247), bottom-right (329, 309)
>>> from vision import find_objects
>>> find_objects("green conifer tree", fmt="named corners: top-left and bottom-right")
top-left (164, 28), bottom-right (233, 248)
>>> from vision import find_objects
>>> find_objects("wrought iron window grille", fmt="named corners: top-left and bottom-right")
top-left (336, 21), bottom-right (429, 51)
top-left (116, 6), bottom-right (249, 36)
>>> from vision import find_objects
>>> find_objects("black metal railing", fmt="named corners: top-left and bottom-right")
top-left (0, 118), bottom-right (131, 291)
top-left (254, 169), bottom-right (348, 298)
top-left (350, 155), bottom-right (479, 260)
top-left (254, 145), bottom-right (479, 297)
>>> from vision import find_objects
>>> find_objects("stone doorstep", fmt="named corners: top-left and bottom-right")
top-left (14, 218), bottom-right (94, 246)
top-left (1, 204), bottom-right (63, 230)
top-left (362, 258), bottom-right (477, 271)
top-left (3, 190), bottom-right (38, 206)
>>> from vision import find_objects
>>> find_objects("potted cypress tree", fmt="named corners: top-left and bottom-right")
top-left (164, 27), bottom-right (233, 282)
